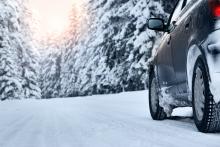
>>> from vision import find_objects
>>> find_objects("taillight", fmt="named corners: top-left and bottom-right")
top-left (209, 0), bottom-right (220, 17)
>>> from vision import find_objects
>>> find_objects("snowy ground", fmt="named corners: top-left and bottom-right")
top-left (0, 91), bottom-right (219, 147)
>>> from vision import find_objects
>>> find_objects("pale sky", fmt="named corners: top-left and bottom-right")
top-left (30, 0), bottom-right (75, 39)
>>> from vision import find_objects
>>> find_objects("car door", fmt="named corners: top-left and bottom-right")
top-left (156, 0), bottom-right (186, 90)
top-left (170, 0), bottom-right (195, 93)
top-left (156, 32), bottom-right (176, 88)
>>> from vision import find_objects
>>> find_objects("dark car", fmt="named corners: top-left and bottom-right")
top-left (147, 0), bottom-right (220, 133)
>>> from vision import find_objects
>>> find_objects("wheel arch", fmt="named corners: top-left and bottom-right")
top-left (186, 44), bottom-right (210, 101)
top-left (148, 56), bottom-right (157, 80)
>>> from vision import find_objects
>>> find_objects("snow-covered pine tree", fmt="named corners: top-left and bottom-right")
top-left (18, 1), bottom-right (41, 99)
top-left (41, 0), bottom-right (168, 98)
top-left (59, 2), bottom-right (89, 97)
top-left (59, 0), bottom-right (167, 96)
top-left (0, 0), bottom-right (41, 100)
top-left (40, 42), bottom-right (62, 98)
top-left (0, 0), bottom-right (24, 100)
top-left (160, 0), bottom-right (178, 13)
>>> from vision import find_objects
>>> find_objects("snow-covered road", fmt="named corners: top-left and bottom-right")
top-left (0, 91), bottom-right (219, 147)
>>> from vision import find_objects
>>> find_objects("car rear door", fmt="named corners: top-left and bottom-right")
top-left (156, 0), bottom-right (186, 91)
top-left (156, 0), bottom-right (185, 91)
top-left (156, 33), bottom-right (176, 88)
top-left (170, 0), bottom-right (197, 93)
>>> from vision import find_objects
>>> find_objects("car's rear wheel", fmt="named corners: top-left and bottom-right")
top-left (192, 58), bottom-right (220, 133)
top-left (149, 71), bottom-right (166, 120)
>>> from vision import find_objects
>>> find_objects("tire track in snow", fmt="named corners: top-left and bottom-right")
top-left (0, 114), bottom-right (34, 147)
top-left (0, 91), bottom-right (219, 147)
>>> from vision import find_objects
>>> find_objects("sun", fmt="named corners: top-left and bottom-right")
top-left (29, 0), bottom-right (80, 40)
top-left (45, 16), bottom-right (69, 35)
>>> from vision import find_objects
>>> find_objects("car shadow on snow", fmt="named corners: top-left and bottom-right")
top-left (166, 116), bottom-right (220, 134)
top-left (165, 116), bottom-right (197, 132)
top-left (168, 116), bottom-right (193, 123)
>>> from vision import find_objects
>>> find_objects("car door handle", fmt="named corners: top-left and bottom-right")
top-left (185, 17), bottom-right (192, 30)
top-left (167, 35), bottom-right (171, 45)
top-left (185, 23), bottom-right (190, 29)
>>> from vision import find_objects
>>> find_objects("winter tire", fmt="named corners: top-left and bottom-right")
top-left (149, 70), bottom-right (166, 120)
top-left (192, 58), bottom-right (220, 133)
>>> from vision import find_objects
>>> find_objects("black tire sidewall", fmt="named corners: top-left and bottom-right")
top-left (149, 71), bottom-right (166, 120)
top-left (192, 58), bottom-right (213, 132)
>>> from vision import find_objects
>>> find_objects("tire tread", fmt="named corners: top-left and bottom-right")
top-left (193, 58), bottom-right (220, 133)
top-left (149, 70), bottom-right (166, 120)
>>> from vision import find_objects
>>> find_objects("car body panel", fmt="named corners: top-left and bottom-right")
top-left (201, 29), bottom-right (220, 103)
top-left (153, 0), bottom-right (220, 105)
top-left (156, 33), bottom-right (176, 87)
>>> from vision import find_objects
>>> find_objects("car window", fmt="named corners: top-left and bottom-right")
top-left (185, 0), bottom-right (196, 8)
top-left (170, 0), bottom-right (184, 24)
top-left (186, 0), bottom-right (193, 5)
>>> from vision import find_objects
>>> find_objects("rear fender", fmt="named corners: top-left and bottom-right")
top-left (187, 45), bottom-right (210, 101)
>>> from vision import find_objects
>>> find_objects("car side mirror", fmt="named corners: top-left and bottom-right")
top-left (147, 18), bottom-right (166, 32)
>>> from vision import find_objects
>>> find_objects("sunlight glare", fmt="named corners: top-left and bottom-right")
top-left (29, 0), bottom-right (83, 40)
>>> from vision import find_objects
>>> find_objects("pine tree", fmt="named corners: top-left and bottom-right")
top-left (40, 43), bottom-right (61, 98)
top-left (19, 1), bottom-right (41, 99)
top-left (41, 0), bottom-right (168, 98)
top-left (0, 0), bottom-right (22, 100)
top-left (0, 0), bottom-right (41, 100)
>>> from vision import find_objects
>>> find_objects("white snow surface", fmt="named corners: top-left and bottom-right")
top-left (0, 91), bottom-right (219, 147)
